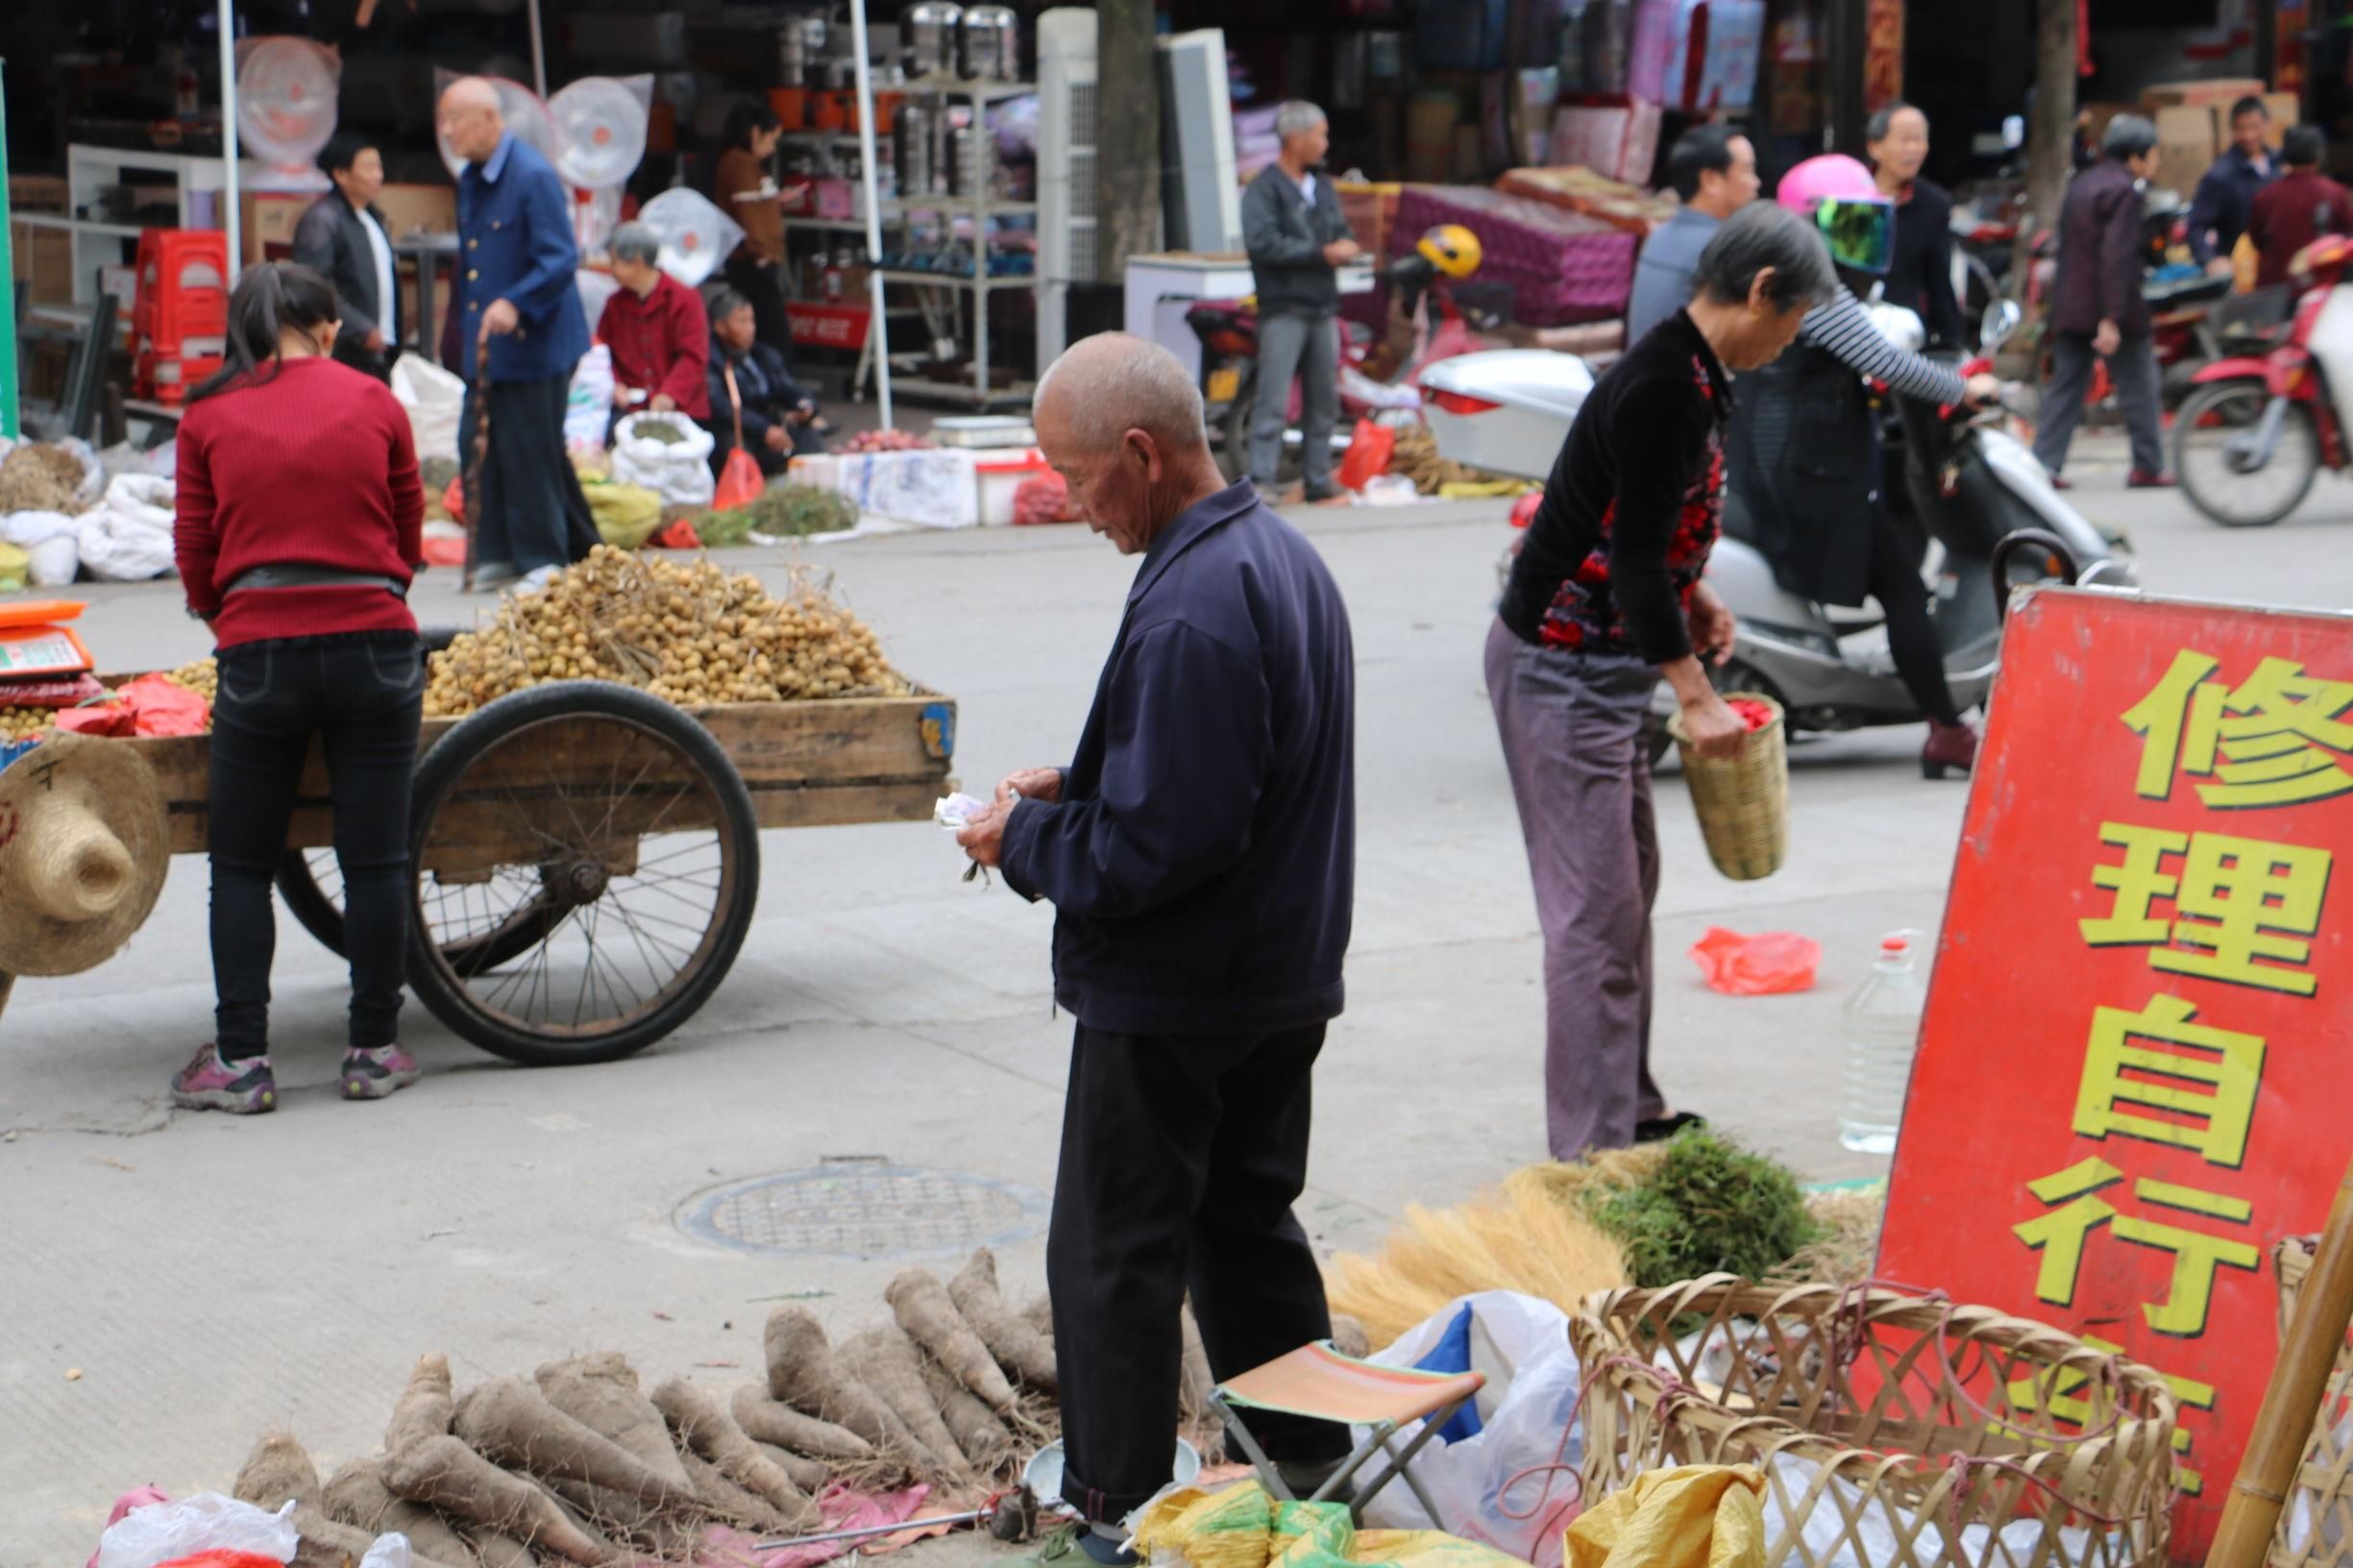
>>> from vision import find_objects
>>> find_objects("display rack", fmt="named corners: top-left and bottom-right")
top-left (873, 77), bottom-right (1039, 409)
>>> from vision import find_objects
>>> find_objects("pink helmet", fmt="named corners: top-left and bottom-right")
top-left (1775, 155), bottom-right (1894, 275)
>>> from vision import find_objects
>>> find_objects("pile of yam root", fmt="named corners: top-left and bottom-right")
top-left (228, 1250), bottom-right (1249, 1568)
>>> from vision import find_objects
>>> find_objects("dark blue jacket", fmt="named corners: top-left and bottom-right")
top-left (2188, 143), bottom-right (2276, 265)
top-left (1000, 481), bottom-right (1357, 1036)
top-left (450, 133), bottom-right (590, 383)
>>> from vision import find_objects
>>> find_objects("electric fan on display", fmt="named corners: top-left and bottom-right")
top-left (550, 75), bottom-right (652, 256)
top-left (635, 188), bottom-right (745, 289)
top-left (237, 37), bottom-right (341, 178)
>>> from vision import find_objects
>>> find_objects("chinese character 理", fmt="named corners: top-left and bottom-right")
top-left (2013, 1158), bottom-right (2261, 1335)
top-left (2080, 821), bottom-right (2332, 996)
top-left (2072, 993), bottom-right (2266, 1166)
top-left (2006, 1335), bottom-right (2217, 1494)
top-left (2124, 649), bottom-right (2353, 809)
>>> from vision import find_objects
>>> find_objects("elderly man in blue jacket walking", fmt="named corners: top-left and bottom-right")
top-left (436, 77), bottom-right (597, 587)
top-left (958, 331), bottom-right (1358, 1564)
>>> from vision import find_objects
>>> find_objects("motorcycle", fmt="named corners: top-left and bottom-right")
top-left (2176, 233), bottom-right (2353, 527)
top-left (1423, 300), bottom-right (2138, 763)
top-left (1188, 258), bottom-right (1512, 485)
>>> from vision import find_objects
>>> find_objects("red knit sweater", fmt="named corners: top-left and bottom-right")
top-left (174, 356), bottom-right (425, 650)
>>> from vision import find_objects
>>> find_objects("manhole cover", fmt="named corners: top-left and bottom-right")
top-left (675, 1163), bottom-right (1049, 1260)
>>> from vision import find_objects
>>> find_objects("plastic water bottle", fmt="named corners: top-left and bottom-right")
top-left (1839, 931), bottom-right (1929, 1155)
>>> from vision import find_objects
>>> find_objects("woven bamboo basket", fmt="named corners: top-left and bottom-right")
top-left (2272, 1236), bottom-right (2353, 1568)
top-left (1667, 691), bottom-right (1788, 881)
top-left (1571, 1278), bottom-right (2179, 1568)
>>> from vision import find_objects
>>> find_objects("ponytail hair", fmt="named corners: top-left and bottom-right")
top-left (187, 260), bottom-right (341, 404)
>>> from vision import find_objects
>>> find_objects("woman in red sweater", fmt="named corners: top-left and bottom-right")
top-left (171, 261), bottom-right (427, 1114)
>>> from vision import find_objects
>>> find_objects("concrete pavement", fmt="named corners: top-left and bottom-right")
top-left (5, 435), bottom-right (2349, 1565)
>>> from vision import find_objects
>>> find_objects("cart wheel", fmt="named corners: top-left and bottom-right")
top-left (277, 848), bottom-right (564, 975)
top-left (404, 680), bottom-right (761, 1066)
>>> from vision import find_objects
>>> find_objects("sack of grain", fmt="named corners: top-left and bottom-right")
top-left (610, 411), bottom-right (717, 507)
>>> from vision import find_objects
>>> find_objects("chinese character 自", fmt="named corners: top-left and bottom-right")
top-left (2071, 993), bottom-right (2266, 1166)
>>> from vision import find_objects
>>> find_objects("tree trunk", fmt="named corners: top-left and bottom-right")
top-left (2022, 0), bottom-right (2080, 263)
top-left (1093, 0), bottom-right (1161, 283)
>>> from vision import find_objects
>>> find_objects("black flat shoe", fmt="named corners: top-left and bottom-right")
top-left (1635, 1111), bottom-right (1707, 1143)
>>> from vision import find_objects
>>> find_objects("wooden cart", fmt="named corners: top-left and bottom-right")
top-left (9, 677), bottom-right (955, 1064)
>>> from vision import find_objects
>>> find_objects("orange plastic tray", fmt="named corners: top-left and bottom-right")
top-left (0, 600), bottom-right (87, 628)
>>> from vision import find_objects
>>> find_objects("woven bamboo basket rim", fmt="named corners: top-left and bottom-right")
top-left (1665, 691), bottom-right (1788, 881)
top-left (1575, 1276), bottom-right (2182, 1479)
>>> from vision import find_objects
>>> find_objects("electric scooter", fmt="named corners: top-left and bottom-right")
top-left (2176, 233), bottom-right (2353, 527)
top-left (1422, 301), bottom-right (2139, 760)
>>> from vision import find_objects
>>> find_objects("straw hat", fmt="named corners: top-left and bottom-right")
top-left (0, 733), bottom-right (170, 977)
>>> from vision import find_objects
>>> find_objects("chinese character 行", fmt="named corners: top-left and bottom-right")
top-left (2013, 1158), bottom-right (2261, 1335)
top-left (2079, 822), bottom-right (2332, 996)
top-left (2124, 649), bottom-right (2353, 809)
top-left (2071, 993), bottom-right (2266, 1166)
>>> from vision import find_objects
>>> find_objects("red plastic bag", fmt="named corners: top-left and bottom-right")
top-left (440, 474), bottom-right (466, 524)
top-left (155, 1555), bottom-right (286, 1568)
top-left (54, 674), bottom-right (210, 738)
top-left (1726, 698), bottom-right (1777, 731)
top-left (1336, 418), bottom-right (1396, 493)
top-left (421, 532), bottom-right (467, 567)
top-left (1686, 926), bottom-right (1821, 995)
top-left (650, 517), bottom-right (702, 551)
top-left (713, 447), bottom-right (765, 511)
top-left (1509, 491), bottom-right (1542, 529)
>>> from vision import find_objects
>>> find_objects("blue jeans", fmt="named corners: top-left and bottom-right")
top-left (1247, 310), bottom-right (1338, 490)
top-left (208, 632), bottom-right (422, 1059)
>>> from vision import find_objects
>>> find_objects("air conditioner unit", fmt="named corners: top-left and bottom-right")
top-left (1156, 30), bottom-right (1240, 255)
top-left (1036, 7), bottom-right (1098, 370)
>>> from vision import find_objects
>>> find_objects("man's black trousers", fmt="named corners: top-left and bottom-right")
top-left (1047, 1021), bottom-right (1351, 1525)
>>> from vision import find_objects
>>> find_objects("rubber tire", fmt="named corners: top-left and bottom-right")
top-left (1221, 368), bottom-right (1301, 490)
top-left (2176, 382), bottom-right (2318, 528)
top-left (403, 680), bottom-right (762, 1066)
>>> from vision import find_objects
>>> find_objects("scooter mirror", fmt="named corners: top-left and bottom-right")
top-left (1981, 300), bottom-right (2022, 353)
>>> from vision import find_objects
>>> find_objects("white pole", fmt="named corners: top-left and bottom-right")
top-left (527, 0), bottom-right (549, 99)
top-left (218, 0), bottom-right (241, 271)
top-left (848, 0), bottom-right (894, 428)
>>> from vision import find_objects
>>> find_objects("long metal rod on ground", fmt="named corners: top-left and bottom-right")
top-left (755, 1507), bottom-right (991, 1551)
top-left (2207, 1157), bottom-right (2353, 1568)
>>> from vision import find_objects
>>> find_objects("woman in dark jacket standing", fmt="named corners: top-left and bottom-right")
top-left (1488, 204), bottom-right (1829, 1162)
top-left (292, 133), bottom-right (402, 380)
top-left (1867, 103), bottom-right (1966, 350)
top-left (171, 262), bottom-right (428, 1115)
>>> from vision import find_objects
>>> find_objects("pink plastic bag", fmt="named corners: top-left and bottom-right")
top-left (87, 1486), bottom-right (170, 1568)
top-left (1686, 926), bottom-right (1820, 995)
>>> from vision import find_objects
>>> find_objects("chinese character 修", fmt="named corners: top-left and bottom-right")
top-left (2012, 1157), bottom-right (2262, 1335)
top-left (2124, 649), bottom-right (2353, 809)
top-left (2072, 993), bottom-right (2266, 1166)
top-left (2079, 821), bottom-right (2331, 996)
top-left (2006, 1334), bottom-right (2217, 1494)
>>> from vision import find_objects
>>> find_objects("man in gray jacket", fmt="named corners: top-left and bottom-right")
top-left (1241, 102), bottom-right (1360, 501)
top-left (1625, 125), bottom-right (1761, 343)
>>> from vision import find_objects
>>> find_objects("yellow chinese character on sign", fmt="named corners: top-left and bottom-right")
top-left (2124, 649), bottom-right (2353, 808)
top-left (2079, 822), bottom-right (2332, 996)
top-left (2006, 1335), bottom-right (2218, 1494)
top-left (2072, 994), bottom-right (2266, 1166)
top-left (2013, 1159), bottom-right (2261, 1335)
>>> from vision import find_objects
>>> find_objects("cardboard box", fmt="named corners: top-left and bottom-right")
top-left (1408, 92), bottom-right (1463, 184)
top-left (2153, 103), bottom-right (2222, 193)
top-left (375, 183), bottom-right (457, 240)
top-left (239, 193), bottom-right (310, 264)
top-left (9, 174), bottom-right (69, 213)
top-left (9, 219), bottom-right (73, 307)
top-left (2143, 77), bottom-right (2266, 111)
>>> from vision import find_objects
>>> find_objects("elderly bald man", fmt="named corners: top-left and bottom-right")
top-left (435, 76), bottom-right (596, 589)
top-left (958, 332), bottom-right (1357, 1558)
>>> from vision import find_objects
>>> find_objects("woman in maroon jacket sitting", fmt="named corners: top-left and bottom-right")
top-left (171, 261), bottom-right (428, 1115)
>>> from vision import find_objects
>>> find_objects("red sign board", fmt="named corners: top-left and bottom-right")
top-left (1880, 588), bottom-right (2353, 1562)
top-left (786, 301), bottom-right (871, 351)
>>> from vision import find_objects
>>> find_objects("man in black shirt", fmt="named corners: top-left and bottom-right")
top-left (1487, 203), bottom-right (1832, 1160)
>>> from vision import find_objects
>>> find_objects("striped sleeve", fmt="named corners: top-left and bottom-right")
top-left (1799, 288), bottom-right (1969, 406)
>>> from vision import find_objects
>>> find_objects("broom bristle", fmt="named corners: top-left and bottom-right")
top-left (1323, 1176), bottom-right (1630, 1349)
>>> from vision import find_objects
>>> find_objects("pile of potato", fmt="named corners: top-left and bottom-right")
top-left (424, 547), bottom-right (909, 719)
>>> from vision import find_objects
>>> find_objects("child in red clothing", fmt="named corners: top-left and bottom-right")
top-left (170, 261), bottom-right (427, 1114)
